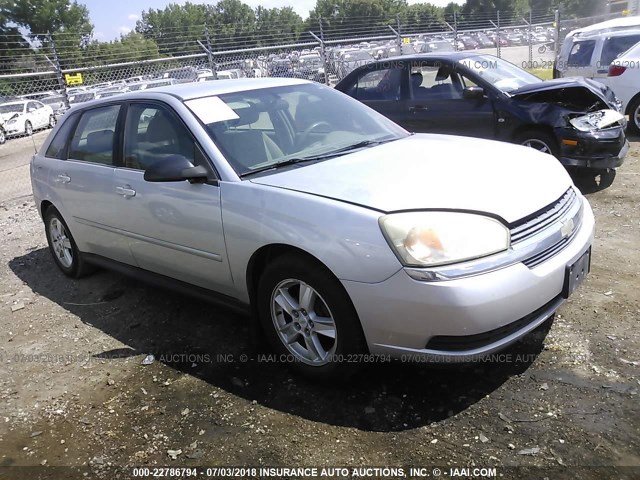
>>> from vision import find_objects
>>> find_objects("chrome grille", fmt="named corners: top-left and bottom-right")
top-left (510, 189), bottom-right (578, 244)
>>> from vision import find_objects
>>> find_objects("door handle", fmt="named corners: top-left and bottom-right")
top-left (116, 185), bottom-right (136, 198)
top-left (409, 105), bottom-right (428, 113)
top-left (55, 174), bottom-right (71, 184)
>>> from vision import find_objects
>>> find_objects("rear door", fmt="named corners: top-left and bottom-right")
top-left (341, 64), bottom-right (409, 127)
top-left (564, 39), bottom-right (597, 78)
top-left (48, 103), bottom-right (135, 263)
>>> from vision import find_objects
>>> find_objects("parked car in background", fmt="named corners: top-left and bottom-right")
top-left (160, 66), bottom-right (199, 84)
top-left (40, 95), bottom-right (68, 120)
top-left (0, 100), bottom-right (55, 136)
top-left (31, 78), bottom-right (594, 380)
top-left (297, 53), bottom-right (326, 83)
top-left (0, 118), bottom-right (6, 144)
top-left (602, 40), bottom-right (640, 133)
top-left (336, 53), bottom-right (627, 179)
top-left (68, 91), bottom-right (96, 105)
top-left (555, 16), bottom-right (640, 79)
top-left (472, 32), bottom-right (495, 48)
top-left (338, 50), bottom-right (373, 77)
top-left (420, 40), bottom-right (455, 53)
top-left (457, 36), bottom-right (480, 50)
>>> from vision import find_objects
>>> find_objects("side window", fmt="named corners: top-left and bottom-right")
top-left (27, 101), bottom-right (38, 113)
top-left (68, 105), bottom-right (120, 165)
top-left (600, 35), bottom-right (640, 67)
top-left (567, 40), bottom-right (596, 67)
top-left (410, 65), bottom-right (463, 100)
top-left (354, 68), bottom-right (402, 101)
top-left (45, 113), bottom-right (79, 160)
top-left (123, 104), bottom-right (197, 171)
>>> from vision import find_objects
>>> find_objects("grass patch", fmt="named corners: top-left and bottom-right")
top-left (526, 68), bottom-right (553, 80)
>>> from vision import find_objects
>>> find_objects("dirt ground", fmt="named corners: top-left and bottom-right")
top-left (0, 138), bottom-right (638, 480)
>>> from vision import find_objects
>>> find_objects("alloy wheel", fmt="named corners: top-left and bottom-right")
top-left (49, 217), bottom-right (73, 268)
top-left (521, 138), bottom-right (552, 154)
top-left (270, 279), bottom-right (337, 366)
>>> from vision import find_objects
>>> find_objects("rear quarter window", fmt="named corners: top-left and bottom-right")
top-left (45, 113), bottom-right (79, 160)
top-left (567, 40), bottom-right (596, 67)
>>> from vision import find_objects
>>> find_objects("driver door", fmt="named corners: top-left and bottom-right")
top-left (111, 102), bottom-right (234, 295)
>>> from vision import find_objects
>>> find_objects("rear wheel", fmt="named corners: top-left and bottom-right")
top-left (257, 253), bottom-right (367, 380)
top-left (514, 129), bottom-right (560, 158)
top-left (0, 128), bottom-right (5, 145)
top-left (24, 121), bottom-right (33, 136)
top-left (49, 115), bottom-right (56, 128)
top-left (44, 207), bottom-right (93, 278)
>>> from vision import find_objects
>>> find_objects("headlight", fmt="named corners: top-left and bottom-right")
top-left (379, 212), bottom-right (510, 267)
top-left (6, 118), bottom-right (18, 125)
top-left (569, 109), bottom-right (625, 131)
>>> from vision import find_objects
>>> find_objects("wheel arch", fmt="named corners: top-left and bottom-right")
top-left (510, 123), bottom-right (557, 143)
top-left (40, 200), bottom-right (54, 221)
top-left (624, 92), bottom-right (640, 116)
top-left (246, 244), bottom-right (333, 311)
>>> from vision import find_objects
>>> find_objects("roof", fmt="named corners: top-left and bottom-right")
top-left (570, 16), bottom-right (640, 37)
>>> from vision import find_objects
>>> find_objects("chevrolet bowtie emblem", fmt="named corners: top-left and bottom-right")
top-left (560, 218), bottom-right (575, 239)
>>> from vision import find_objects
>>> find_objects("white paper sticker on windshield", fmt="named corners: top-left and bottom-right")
top-left (185, 97), bottom-right (239, 124)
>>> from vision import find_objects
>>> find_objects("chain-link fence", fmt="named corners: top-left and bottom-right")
top-left (0, 8), bottom-right (629, 201)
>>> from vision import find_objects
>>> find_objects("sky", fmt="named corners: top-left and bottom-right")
top-left (79, 0), bottom-right (463, 40)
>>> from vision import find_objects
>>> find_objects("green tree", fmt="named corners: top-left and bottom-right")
top-left (136, 2), bottom-right (209, 56)
top-left (255, 6), bottom-right (303, 46)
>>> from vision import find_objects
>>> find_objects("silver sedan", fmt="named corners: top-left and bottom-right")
top-left (31, 78), bottom-right (594, 379)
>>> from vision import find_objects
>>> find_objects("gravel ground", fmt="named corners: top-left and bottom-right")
top-left (0, 138), bottom-right (638, 480)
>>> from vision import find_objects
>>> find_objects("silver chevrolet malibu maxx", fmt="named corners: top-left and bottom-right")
top-left (31, 78), bottom-right (594, 379)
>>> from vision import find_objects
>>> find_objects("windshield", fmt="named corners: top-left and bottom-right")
top-left (187, 83), bottom-right (407, 176)
top-left (459, 56), bottom-right (542, 93)
top-left (0, 103), bottom-right (24, 114)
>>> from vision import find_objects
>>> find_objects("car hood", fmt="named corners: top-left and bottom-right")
top-left (250, 134), bottom-right (573, 223)
top-left (511, 77), bottom-right (610, 100)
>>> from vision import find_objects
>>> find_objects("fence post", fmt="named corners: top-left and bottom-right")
top-left (453, 12), bottom-right (458, 51)
top-left (496, 11), bottom-right (501, 58)
top-left (528, 11), bottom-right (533, 65)
top-left (204, 16), bottom-right (217, 80)
top-left (48, 32), bottom-right (70, 109)
top-left (396, 14), bottom-right (402, 49)
top-left (318, 17), bottom-right (330, 86)
top-left (554, 8), bottom-right (560, 57)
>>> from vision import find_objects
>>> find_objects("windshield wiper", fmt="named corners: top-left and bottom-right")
top-left (240, 138), bottom-right (397, 177)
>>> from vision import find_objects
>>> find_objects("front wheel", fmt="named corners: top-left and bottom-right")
top-left (44, 207), bottom-right (93, 278)
top-left (538, 44), bottom-right (547, 54)
top-left (627, 96), bottom-right (640, 135)
top-left (514, 129), bottom-right (560, 158)
top-left (49, 115), bottom-right (57, 128)
top-left (24, 120), bottom-right (33, 136)
top-left (257, 254), bottom-right (367, 380)
top-left (0, 128), bottom-right (5, 145)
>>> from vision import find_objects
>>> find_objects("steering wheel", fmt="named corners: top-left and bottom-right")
top-left (298, 121), bottom-right (332, 148)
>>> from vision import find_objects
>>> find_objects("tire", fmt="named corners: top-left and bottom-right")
top-left (626, 96), bottom-right (640, 135)
top-left (538, 45), bottom-right (546, 54)
top-left (257, 253), bottom-right (367, 381)
top-left (24, 120), bottom-right (32, 136)
top-left (44, 207), bottom-right (93, 278)
top-left (0, 128), bottom-right (5, 145)
top-left (514, 129), bottom-right (560, 158)
top-left (49, 115), bottom-right (57, 128)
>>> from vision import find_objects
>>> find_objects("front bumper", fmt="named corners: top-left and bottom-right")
top-left (342, 196), bottom-right (595, 362)
top-left (557, 125), bottom-right (628, 170)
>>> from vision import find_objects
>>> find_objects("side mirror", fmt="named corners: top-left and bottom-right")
top-left (28, 107), bottom-right (36, 113)
top-left (463, 86), bottom-right (485, 100)
top-left (144, 155), bottom-right (209, 183)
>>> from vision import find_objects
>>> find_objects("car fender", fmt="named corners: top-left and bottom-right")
top-left (220, 181), bottom-right (403, 302)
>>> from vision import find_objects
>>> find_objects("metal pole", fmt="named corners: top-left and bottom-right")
top-left (204, 15), bottom-right (217, 80)
top-left (554, 8), bottom-right (560, 56)
top-left (319, 17), bottom-right (329, 86)
top-left (497, 11), bottom-right (501, 58)
top-left (453, 12), bottom-right (458, 51)
top-left (48, 32), bottom-right (70, 109)
top-left (397, 14), bottom-right (402, 49)
top-left (528, 11), bottom-right (533, 65)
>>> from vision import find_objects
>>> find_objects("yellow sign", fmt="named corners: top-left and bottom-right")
top-left (64, 73), bottom-right (83, 86)
top-left (402, 37), bottom-right (411, 45)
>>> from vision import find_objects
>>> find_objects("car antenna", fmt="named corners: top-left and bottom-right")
top-left (30, 134), bottom-right (38, 154)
